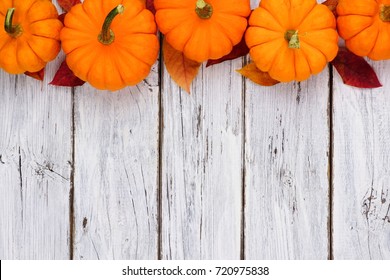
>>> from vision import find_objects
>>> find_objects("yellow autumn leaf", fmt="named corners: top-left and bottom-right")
top-left (163, 38), bottom-right (201, 94)
top-left (237, 62), bottom-right (280, 87)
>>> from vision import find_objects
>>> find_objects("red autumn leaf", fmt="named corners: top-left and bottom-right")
top-left (237, 62), bottom-right (280, 87)
top-left (25, 68), bottom-right (45, 81)
top-left (206, 37), bottom-right (249, 67)
top-left (58, 13), bottom-right (66, 25)
top-left (163, 38), bottom-right (201, 94)
top-left (145, 0), bottom-right (155, 14)
top-left (322, 0), bottom-right (338, 16)
top-left (58, 0), bottom-right (80, 12)
top-left (50, 60), bottom-right (85, 87)
top-left (331, 48), bottom-right (382, 89)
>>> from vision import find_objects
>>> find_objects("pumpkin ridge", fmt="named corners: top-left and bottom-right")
top-left (291, 2), bottom-right (317, 30)
top-left (342, 21), bottom-right (378, 46)
top-left (367, 21), bottom-right (384, 58)
top-left (299, 37), bottom-right (330, 62)
top-left (249, 8), bottom-right (284, 32)
top-left (299, 41), bottom-right (327, 73)
top-left (259, 5), bottom-right (286, 30)
top-left (296, 45), bottom-right (313, 75)
top-left (24, 37), bottom-right (44, 67)
top-left (253, 40), bottom-right (285, 73)
top-left (248, 37), bottom-right (284, 51)
top-left (114, 43), bottom-right (153, 67)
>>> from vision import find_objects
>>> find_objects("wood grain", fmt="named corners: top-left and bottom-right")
top-left (72, 63), bottom-right (160, 259)
top-left (0, 54), bottom-right (72, 259)
top-left (161, 61), bottom-right (244, 259)
top-left (244, 72), bottom-right (331, 259)
top-left (332, 60), bottom-right (390, 259)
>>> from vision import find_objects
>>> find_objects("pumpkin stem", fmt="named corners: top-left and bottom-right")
top-left (380, 5), bottom-right (390, 22)
top-left (4, 8), bottom-right (22, 37)
top-left (195, 0), bottom-right (213, 19)
top-left (285, 30), bottom-right (300, 49)
top-left (98, 4), bottom-right (125, 45)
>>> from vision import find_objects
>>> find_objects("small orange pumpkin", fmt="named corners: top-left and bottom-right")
top-left (0, 0), bottom-right (62, 74)
top-left (337, 0), bottom-right (390, 60)
top-left (60, 0), bottom-right (159, 91)
top-left (154, 0), bottom-right (251, 62)
top-left (246, 0), bottom-right (339, 82)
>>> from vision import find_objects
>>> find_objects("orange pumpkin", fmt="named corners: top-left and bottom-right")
top-left (60, 0), bottom-right (159, 91)
top-left (337, 0), bottom-right (390, 60)
top-left (246, 0), bottom-right (339, 82)
top-left (0, 0), bottom-right (62, 74)
top-left (154, 0), bottom-right (251, 62)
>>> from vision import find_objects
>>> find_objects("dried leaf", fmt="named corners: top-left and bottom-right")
top-left (145, 0), bottom-right (155, 14)
top-left (58, 0), bottom-right (81, 12)
top-left (237, 62), bottom-right (280, 86)
top-left (50, 60), bottom-right (85, 87)
top-left (331, 48), bottom-right (382, 89)
top-left (206, 36), bottom-right (249, 67)
top-left (58, 13), bottom-right (66, 25)
top-left (322, 0), bottom-right (338, 16)
top-left (163, 38), bottom-right (201, 93)
top-left (25, 68), bottom-right (45, 81)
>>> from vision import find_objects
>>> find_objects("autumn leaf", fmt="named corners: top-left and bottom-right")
top-left (163, 38), bottom-right (201, 93)
top-left (145, 0), bottom-right (155, 14)
top-left (331, 48), bottom-right (382, 89)
top-left (58, 13), bottom-right (66, 25)
top-left (322, 0), bottom-right (338, 16)
top-left (50, 60), bottom-right (85, 87)
top-left (58, 0), bottom-right (81, 12)
top-left (237, 62), bottom-right (280, 86)
top-left (206, 37), bottom-right (249, 67)
top-left (25, 68), bottom-right (45, 81)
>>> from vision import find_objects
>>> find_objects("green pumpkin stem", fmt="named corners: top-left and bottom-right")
top-left (4, 8), bottom-right (22, 37)
top-left (98, 4), bottom-right (125, 45)
top-left (196, 0), bottom-right (213, 19)
top-left (380, 5), bottom-right (390, 22)
top-left (285, 30), bottom-right (300, 49)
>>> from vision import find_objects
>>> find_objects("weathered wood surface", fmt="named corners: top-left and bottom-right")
top-left (0, 53), bottom-right (72, 259)
top-left (1, 0), bottom-right (390, 260)
top-left (332, 60), bottom-right (390, 259)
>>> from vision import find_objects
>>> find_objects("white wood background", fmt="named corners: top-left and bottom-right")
top-left (1, 0), bottom-right (390, 260)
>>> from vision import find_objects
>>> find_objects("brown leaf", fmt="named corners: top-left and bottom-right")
top-left (58, 0), bottom-right (81, 12)
top-left (25, 68), bottom-right (45, 81)
top-left (331, 48), bottom-right (382, 89)
top-left (58, 13), bottom-right (66, 25)
top-left (163, 38), bottom-right (201, 93)
top-left (237, 62), bottom-right (280, 87)
top-left (50, 60), bottom-right (85, 87)
top-left (322, 0), bottom-right (338, 16)
top-left (146, 0), bottom-right (155, 14)
top-left (206, 36), bottom-right (249, 67)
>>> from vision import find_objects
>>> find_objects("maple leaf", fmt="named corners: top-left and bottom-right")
top-left (331, 48), bottom-right (382, 89)
top-left (206, 37), bottom-right (249, 67)
top-left (163, 38), bottom-right (201, 94)
top-left (58, 0), bottom-right (81, 12)
top-left (25, 68), bottom-right (45, 81)
top-left (58, 13), bottom-right (66, 25)
top-left (50, 60), bottom-right (85, 87)
top-left (237, 62), bottom-right (280, 87)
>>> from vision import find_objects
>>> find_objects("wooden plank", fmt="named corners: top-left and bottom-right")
top-left (332, 60), bottom-right (390, 259)
top-left (72, 64), bottom-right (160, 259)
top-left (161, 60), bottom-right (244, 259)
top-left (0, 54), bottom-right (72, 259)
top-left (244, 74), bottom-right (331, 259)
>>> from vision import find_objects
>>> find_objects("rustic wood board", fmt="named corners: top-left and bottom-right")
top-left (160, 61), bottom-right (244, 259)
top-left (72, 63), bottom-right (160, 260)
top-left (244, 72), bottom-right (331, 259)
top-left (0, 54), bottom-right (72, 259)
top-left (332, 60), bottom-right (390, 259)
